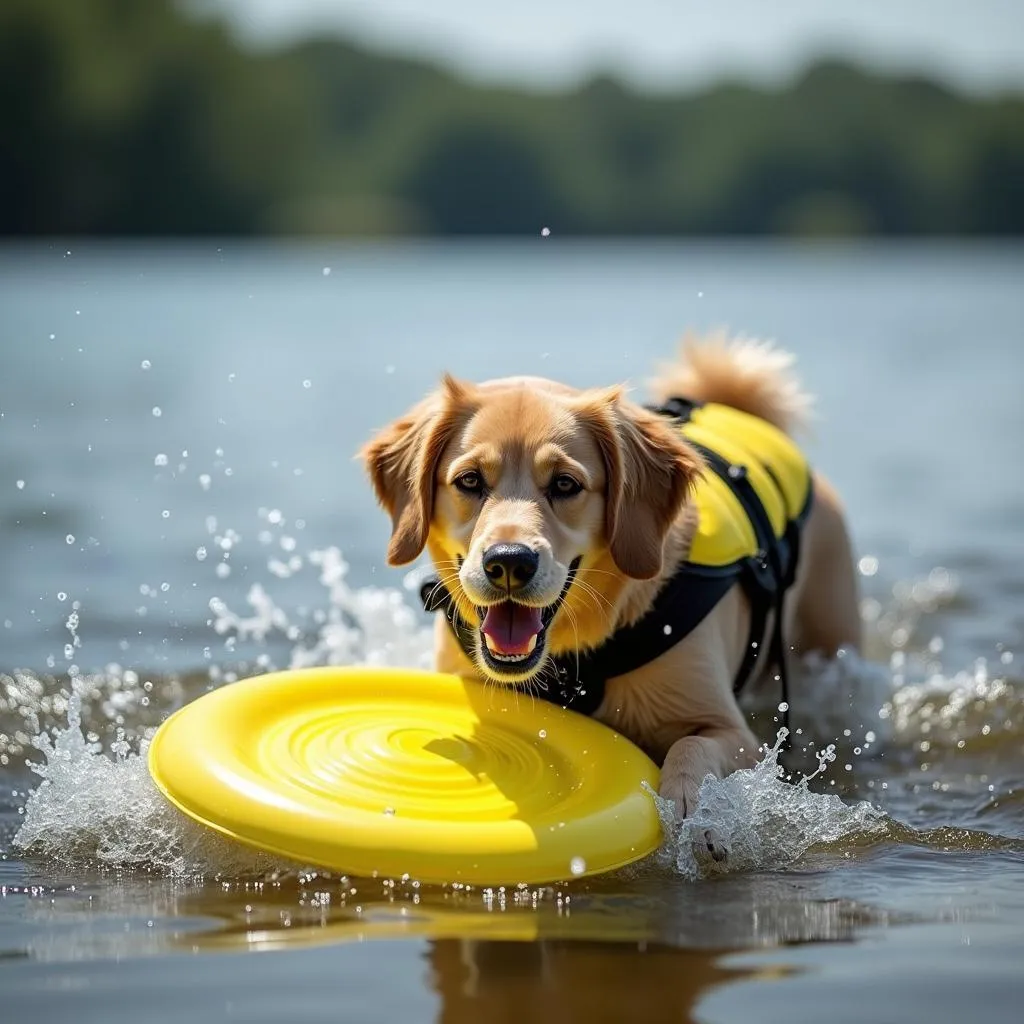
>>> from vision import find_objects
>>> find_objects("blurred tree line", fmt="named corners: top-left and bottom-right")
top-left (2, 0), bottom-right (1022, 237)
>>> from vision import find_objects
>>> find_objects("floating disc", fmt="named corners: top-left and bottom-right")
top-left (148, 667), bottom-right (662, 885)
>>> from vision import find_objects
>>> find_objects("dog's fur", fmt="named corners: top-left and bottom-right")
top-left (361, 334), bottom-right (861, 823)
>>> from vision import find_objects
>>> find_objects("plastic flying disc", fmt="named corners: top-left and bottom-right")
top-left (147, 667), bottom-right (662, 885)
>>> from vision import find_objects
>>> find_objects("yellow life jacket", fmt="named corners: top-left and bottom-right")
top-left (680, 401), bottom-right (812, 569)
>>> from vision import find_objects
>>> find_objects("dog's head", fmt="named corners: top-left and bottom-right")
top-left (360, 374), bottom-right (702, 686)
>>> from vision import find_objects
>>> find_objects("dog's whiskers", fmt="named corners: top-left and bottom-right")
top-left (422, 569), bottom-right (462, 611)
top-left (567, 578), bottom-right (615, 621)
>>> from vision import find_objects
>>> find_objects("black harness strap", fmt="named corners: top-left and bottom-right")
top-left (688, 442), bottom-right (799, 744)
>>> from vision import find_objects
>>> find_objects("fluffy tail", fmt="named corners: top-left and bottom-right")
top-left (649, 330), bottom-right (814, 436)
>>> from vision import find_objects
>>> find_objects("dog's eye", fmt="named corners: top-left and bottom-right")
top-left (453, 471), bottom-right (484, 495)
top-left (550, 474), bottom-right (583, 498)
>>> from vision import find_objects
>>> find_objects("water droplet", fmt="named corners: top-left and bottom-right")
top-left (322, 267), bottom-right (331, 277)
top-left (140, 359), bottom-right (151, 370)
top-left (858, 555), bottom-right (879, 577)
top-left (15, 480), bottom-right (25, 490)
top-left (383, 807), bottom-right (396, 816)
top-left (161, 510), bottom-right (170, 519)
top-left (865, 731), bottom-right (877, 743)
top-left (57, 592), bottom-right (67, 602)
top-left (540, 226), bottom-right (551, 237)
top-left (196, 546), bottom-right (208, 561)
top-left (65, 534), bottom-right (75, 545)
top-left (160, 582), bottom-right (170, 592)
top-left (569, 856), bottom-right (586, 876)
top-left (663, 624), bottom-right (672, 635)
top-left (267, 509), bottom-right (283, 525)
top-left (154, 453), bottom-right (168, 467)
top-left (778, 701), bottom-right (789, 713)
top-left (198, 474), bottom-right (211, 491)
top-left (151, 406), bottom-right (162, 418)
top-left (215, 563), bottom-right (231, 579)
top-left (302, 379), bottom-right (312, 389)
top-left (538, 729), bottom-right (547, 739)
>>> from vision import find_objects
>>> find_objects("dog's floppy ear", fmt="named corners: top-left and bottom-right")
top-left (576, 388), bottom-right (703, 580)
top-left (360, 374), bottom-right (474, 565)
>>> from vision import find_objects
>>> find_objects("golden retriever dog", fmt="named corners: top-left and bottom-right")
top-left (360, 334), bottom-right (861, 845)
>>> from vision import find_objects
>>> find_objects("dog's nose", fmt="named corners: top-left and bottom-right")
top-left (482, 543), bottom-right (539, 591)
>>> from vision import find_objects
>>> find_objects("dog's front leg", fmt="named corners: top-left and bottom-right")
top-left (659, 726), bottom-right (758, 817)
top-left (659, 726), bottom-right (758, 861)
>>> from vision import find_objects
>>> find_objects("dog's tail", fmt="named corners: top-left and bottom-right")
top-left (649, 330), bottom-right (814, 436)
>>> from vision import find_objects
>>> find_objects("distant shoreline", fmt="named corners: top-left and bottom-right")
top-left (2, 0), bottom-right (1023, 238)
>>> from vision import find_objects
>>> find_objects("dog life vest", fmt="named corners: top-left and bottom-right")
top-left (421, 397), bottom-right (814, 730)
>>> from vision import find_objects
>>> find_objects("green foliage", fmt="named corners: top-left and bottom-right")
top-left (1, 0), bottom-right (1022, 236)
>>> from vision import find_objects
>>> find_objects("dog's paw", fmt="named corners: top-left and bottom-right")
top-left (701, 827), bottom-right (729, 864)
top-left (658, 772), bottom-right (702, 822)
top-left (658, 782), bottom-right (731, 866)
top-left (658, 743), bottom-right (731, 865)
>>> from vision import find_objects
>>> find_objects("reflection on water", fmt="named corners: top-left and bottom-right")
top-left (13, 852), bottom-right (1013, 1024)
top-left (5, 859), bottom-right (912, 964)
top-left (426, 941), bottom-right (750, 1024)
top-left (1, 865), bottom-right (905, 1024)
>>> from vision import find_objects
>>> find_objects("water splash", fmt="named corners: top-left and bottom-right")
top-left (12, 682), bottom-right (275, 878)
top-left (646, 731), bottom-right (887, 882)
top-left (9, 545), bottom-right (436, 878)
top-left (207, 547), bottom-right (434, 672)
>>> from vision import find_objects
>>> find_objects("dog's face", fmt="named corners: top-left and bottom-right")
top-left (361, 374), bottom-right (701, 687)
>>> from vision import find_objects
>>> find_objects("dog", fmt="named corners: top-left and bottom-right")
top-left (360, 334), bottom-right (861, 829)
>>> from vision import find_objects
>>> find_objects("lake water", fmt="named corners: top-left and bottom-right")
top-left (1, 241), bottom-right (1022, 1023)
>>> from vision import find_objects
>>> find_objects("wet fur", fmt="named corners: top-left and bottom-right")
top-left (361, 335), bottom-right (862, 844)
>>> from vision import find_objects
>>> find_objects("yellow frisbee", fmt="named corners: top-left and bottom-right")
top-left (147, 667), bottom-right (662, 885)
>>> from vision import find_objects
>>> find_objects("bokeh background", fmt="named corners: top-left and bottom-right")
top-left (2, 0), bottom-right (1023, 239)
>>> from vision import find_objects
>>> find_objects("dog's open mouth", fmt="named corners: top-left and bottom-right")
top-left (477, 599), bottom-right (560, 676)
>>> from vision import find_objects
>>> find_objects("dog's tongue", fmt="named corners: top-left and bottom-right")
top-left (481, 602), bottom-right (543, 655)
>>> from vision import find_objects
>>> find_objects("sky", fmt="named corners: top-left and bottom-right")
top-left (207, 0), bottom-right (1024, 94)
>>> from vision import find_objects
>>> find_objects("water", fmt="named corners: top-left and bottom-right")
top-left (1, 241), bottom-right (1023, 1023)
